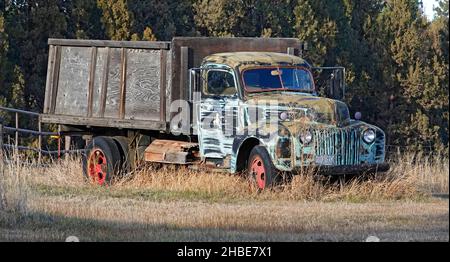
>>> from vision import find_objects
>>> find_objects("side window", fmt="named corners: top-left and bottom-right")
top-left (206, 70), bottom-right (237, 96)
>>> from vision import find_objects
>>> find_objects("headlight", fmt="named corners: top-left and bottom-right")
top-left (279, 111), bottom-right (289, 121)
top-left (363, 129), bottom-right (376, 144)
top-left (300, 130), bottom-right (313, 145)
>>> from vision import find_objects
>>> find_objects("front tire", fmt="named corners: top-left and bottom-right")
top-left (248, 146), bottom-right (279, 190)
top-left (82, 137), bottom-right (122, 186)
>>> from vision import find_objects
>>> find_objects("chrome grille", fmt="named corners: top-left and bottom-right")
top-left (313, 128), bottom-right (361, 166)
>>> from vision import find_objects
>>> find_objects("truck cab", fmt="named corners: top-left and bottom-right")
top-left (191, 52), bottom-right (389, 189)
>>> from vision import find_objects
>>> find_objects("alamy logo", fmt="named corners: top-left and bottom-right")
top-left (65, 236), bottom-right (80, 242)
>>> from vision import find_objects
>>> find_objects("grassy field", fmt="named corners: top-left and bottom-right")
top-left (0, 153), bottom-right (448, 242)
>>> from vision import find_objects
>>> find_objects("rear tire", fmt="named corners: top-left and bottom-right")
top-left (82, 137), bottom-right (122, 186)
top-left (248, 146), bottom-right (279, 190)
top-left (112, 136), bottom-right (131, 174)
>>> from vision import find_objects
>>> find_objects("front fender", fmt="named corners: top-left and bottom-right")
top-left (230, 134), bottom-right (264, 173)
top-left (230, 124), bottom-right (290, 173)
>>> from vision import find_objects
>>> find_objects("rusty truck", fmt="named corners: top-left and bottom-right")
top-left (41, 37), bottom-right (389, 190)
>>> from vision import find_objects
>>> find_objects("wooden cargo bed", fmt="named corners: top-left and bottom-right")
top-left (42, 37), bottom-right (303, 132)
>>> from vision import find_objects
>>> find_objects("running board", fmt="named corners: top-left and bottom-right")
top-left (144, 140), bottom-right (199, 164)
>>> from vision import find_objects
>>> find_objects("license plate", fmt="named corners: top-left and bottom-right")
top-left (315, 155), bottom-right (335, 166)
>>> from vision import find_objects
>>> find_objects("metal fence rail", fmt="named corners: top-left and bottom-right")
top-left (0, 106), bottom-right (82, 163)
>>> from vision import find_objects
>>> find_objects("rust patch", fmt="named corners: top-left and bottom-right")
top-left (145, 140), bottom-right (199, 164)
top-left (203, 52), bottom-right (308, 71)
top-left (248, 93), bottom-right (347, 128)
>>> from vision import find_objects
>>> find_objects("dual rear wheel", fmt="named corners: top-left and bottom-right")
top-left (82, 137), bottom-right (122, 186)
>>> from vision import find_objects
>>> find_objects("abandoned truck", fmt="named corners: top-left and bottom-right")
top-left (41, 37), bottom-right (389, 190)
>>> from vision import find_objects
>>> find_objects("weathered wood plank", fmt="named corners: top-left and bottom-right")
top-left (54, 46), bottom-right (91, 116)
top-left (165, 50), bottom-right (172, 122)
top-left (87, 47), bottom-right (98, 117)
top-left (40, 114), bottom-right (167, 131)
top-left (160, 50), bottom-right (167, 122)
top-left (99, 47), bottom-right (111, 117)
top-left (180, 46), bottom-right (190, 101)
top-left (49, 39), bottom-right (170, 50)
top-left (92, 47), bottom-right (108, 117)
top-left (124, 49), bottom-right (161, 121)
top-left (104, 48), bottom-right (122, 118)
top-left (44, 45), bottom-right (55, 114)
top-left (119, 48), bottom-right (127, 119)
top-left (50, 46), bottom-right (62, 114)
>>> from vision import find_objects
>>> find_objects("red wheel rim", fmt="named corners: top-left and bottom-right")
top-left (250, 156), bottom-right (266, 190)
top-left (87, 149), bottom-right (107, 185)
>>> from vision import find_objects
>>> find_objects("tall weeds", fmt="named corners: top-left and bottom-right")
top-left (0, 154), bottom-right (29, 216)
top-left (4, 151), bottom-right (449, 203)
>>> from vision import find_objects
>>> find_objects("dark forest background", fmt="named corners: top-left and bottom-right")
top-left (0, 0), bottom-right (448, 153)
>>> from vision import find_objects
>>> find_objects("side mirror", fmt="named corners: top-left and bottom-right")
top-left (355, 112), bottom-right (362, 120)
top-left (311, 66), bottom-right (346, 101)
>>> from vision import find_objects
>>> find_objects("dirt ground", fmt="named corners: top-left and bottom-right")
top-left (1, 191), bottom-right (448, 242)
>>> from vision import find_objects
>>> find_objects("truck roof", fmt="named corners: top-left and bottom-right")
top-left (203, 52), bottom-right (309, 71)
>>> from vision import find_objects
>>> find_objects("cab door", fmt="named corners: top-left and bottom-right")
top-left (195, 64), bottom-right (240, 159)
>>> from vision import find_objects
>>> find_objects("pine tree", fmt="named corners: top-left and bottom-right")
top-left (428, 0), bottom-right (449, 151)
top-left (64, 0), bottom-right (106, 39)
top-left (0, 11), bottom-right (8, 106)
top-left (193, 0), bottom-right (246, 37)
top-left (293, 0), bottom-right (337, 66)
top-left (435, 0), bottom-right (449, 18)
top-left (373, 0), bottom-right (448, 151)
top-left (4, 0), bottom-right (68, 111)
top-left (97, 0), bottom-right (132, 40)
top-left (142, 27), bottom-right (157, 41)
top-left (335, 0), bottom-right (387, 128)
top-left (193, 0), bottom-right (295, 37)
top-left (0, 0), bottom-right (447, 153)
top-left (128, 0), bottom-right (195, 41)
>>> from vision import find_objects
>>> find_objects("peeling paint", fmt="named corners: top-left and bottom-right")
top-left (196, 53), bottom-right (387, 175)
top-left (203, 52), bottom-right (308, 72)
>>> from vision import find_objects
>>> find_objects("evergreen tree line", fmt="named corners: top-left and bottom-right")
top-left (0, 0), bottom-right (448, 153)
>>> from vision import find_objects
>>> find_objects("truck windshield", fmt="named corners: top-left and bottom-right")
top-left (243, 67), bottom-right (315, 93)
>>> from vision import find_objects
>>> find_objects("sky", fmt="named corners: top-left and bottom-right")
top-left (423, 0), bottom-right (439, 19)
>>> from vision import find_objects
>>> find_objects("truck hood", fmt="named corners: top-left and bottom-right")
top-left (247, 93), bottom-right (351, 127)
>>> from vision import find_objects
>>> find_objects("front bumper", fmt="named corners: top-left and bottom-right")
top-left (295, 163), bottom-right (390, 176)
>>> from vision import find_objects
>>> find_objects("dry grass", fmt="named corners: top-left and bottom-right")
top-left (0, 152), bottom-right (448, 241)
top-left (0, 156), bottom-right (29, 216)
top-left (3, 197), bottom-right (444, 242)
top-left (23, 152), bottom-right (450, 203)
top-left (389, 152), bottom-right (449, 195)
